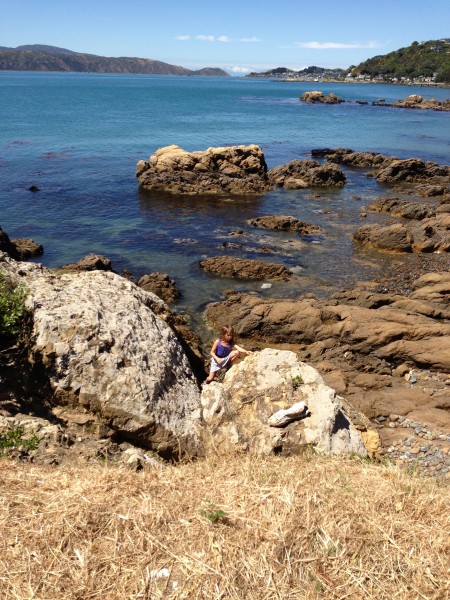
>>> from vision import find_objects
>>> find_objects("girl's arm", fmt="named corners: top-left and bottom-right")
top-left (210, 339), bottom-right (223, 363)
top-left (234, 344), bottom-right (252, 355)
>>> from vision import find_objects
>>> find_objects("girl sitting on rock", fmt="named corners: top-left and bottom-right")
top-left (205, 325), bottom-right (252, 384)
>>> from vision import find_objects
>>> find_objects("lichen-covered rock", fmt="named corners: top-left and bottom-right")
top-left (1, 255), bottom-right (203, 457)
top-left (136, 144), bottom-right (270, 195)
top-left (201, 348), bottom-right (367, 456)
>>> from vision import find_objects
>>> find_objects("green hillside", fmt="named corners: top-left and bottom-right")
top-left (0, 45), bottom-right (229, 76)
top-left (352, 39), bottom-right (450, 83)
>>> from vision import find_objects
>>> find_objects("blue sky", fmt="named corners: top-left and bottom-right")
top-left (1, 0), bottom-right (449, 74)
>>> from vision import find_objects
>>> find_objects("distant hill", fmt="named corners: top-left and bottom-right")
top-left (0, 45), bottom-right (229, 76)
top-left (351, 39), bottom-right (450, 83)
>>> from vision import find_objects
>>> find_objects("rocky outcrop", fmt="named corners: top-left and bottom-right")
top-left (353, 223), bottom-right (414, 252)
top-left (136, 144), bottom-right (271, 195)
top-left (137, 272), bottom-right (181, 304)
top-left (375, 158), bottom-right (450, 185)
top-left (354, 196), bottom-right (450, 253)
top-left (268, 159), bottom-right (346, 188)
top-left (311, 148), bottom-right (393, 169)
top-left (247, 215), bottom-right (323, 235)
top-left (199, 256), bottom-right (292, 281)
top-left (1, 255), bottom-right (203, 458)
top-left (366, 198), bottom-right (434, 220)
top-left (205, 272), bottom-right (450, 441)
top-left (61, 254), bottom-right (113, 272)
top-left (300, 91), bottom-right (345, 104)
top-left (393, 95), bottom-right (450, 112)
top-left (0, 226), bottom-right (43, 260)
top-left (201, 348), bottom-right (368, 456)
top-left (136, 145), bottom-right (349, 195)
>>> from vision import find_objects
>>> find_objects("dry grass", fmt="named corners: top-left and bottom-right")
top-left (0, 454), bottom-right (448, 600)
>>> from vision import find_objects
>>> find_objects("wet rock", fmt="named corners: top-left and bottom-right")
top-left (310, 148), bottom-right (392, 168)
top-left (366, 197), bottom-right (434, 220)
top-left (393, 95), bottom-right (450, 112)
top-left (61, 254), bottom-right (113, 272)
top-left (136, 144), bottom-right (270, 195)
top-left (247, 215), bottom-right (323, 235)
top-left (268, 159), bottom-right (346, 188)
top-left (375, 158), bottom-right (450, 185)
top-left (353, 223), bottom-right (413, 252)
top-left (137, 272), bottom-right (181, 304)
top-left (300, 91), bottom-right (345, 104)
top-left (0, 226), bottom-right (19, 259)
top-left (199, 256), bottom-right (292, 281)
top-left (10, 238), bottom-right (44, 259)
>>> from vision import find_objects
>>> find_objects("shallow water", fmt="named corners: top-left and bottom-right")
top-left (1, 73), bottom-right (449, 330)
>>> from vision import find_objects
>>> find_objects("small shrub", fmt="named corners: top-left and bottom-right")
top-left (291, 374), bottom-right (303, 390)
top-left (0, 427), bottom-right (40, 457)
top-left (200, 501), bottom-right (228, 524)
top-left (0, 271), bottom-right (28, 336)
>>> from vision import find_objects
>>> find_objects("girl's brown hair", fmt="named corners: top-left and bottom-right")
top-left (220, 325), bottom-right (234, 338)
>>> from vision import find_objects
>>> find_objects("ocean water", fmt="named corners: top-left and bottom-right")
top-left (1, 72), bottom-right (449, 329)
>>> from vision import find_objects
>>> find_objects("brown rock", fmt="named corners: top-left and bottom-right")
top-left (268, 159), bottom-right (346, 188)
top-left (247, 215), bottom-right (323, 235)
top-left (136, 144), bottom-right (270, 195)
top-left (11, 238), bottom-right (44, 259)
top-left (61, 254), bottom-right (113, 272)
top-left (199, 256), bottom-right (291, 281)
top-left (137, 272), bottom-right (181, 304)
top-left (353, 223), bottom-right (413, 252)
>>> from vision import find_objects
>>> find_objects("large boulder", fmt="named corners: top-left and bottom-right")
top-left (1, 255), bottom-right (203, 457)
top-left (201, 348), bottom-right (368, 456)
top-left (136, 144), bottom-right (271, 195)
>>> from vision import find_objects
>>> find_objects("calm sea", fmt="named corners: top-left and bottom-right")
top-left (1, 72), bottom-right (449, 328)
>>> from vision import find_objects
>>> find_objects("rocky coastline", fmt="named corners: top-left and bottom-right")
top-left (300, 92), bottom-right (450, 111)
top-left (1, 144), bottom-right (449, 478)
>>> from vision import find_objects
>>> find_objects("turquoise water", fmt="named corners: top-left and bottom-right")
top-left (1, 72), bottom-right (449, 324)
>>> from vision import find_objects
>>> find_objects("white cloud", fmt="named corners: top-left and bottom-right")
top-left (228, 65), bottom-right (252, 73)
top-left (196, 35), bottom-right (230, 43)
top-left (175, 35), bottom-right (190, 41)
top-left (239, 37), bottom-right (262, 43)
top-left (294, 41), bottom-right (380, 49)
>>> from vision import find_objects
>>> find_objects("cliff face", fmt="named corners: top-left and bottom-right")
top-left (0, 47), bottom-right (229, 76)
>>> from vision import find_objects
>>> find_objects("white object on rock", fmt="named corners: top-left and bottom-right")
top-left (261, 283), bottom-right (272, 289)
top-left (268, 402), bottom-right (308, 427)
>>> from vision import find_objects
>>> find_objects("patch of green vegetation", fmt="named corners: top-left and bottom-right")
top-left (291, 375), bottom-right (303, 390)
top-left (200, 501), bottom-right (228, 524)
top-left (0, 271), bottom-right (28, 337)
top-left (0, 428), bottom-right (40, 457)
top-left (352, 39), bottom-right (450, 83)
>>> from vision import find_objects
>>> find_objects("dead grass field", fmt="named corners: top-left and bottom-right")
top-left (0, 453), bottom-right (448, 599)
